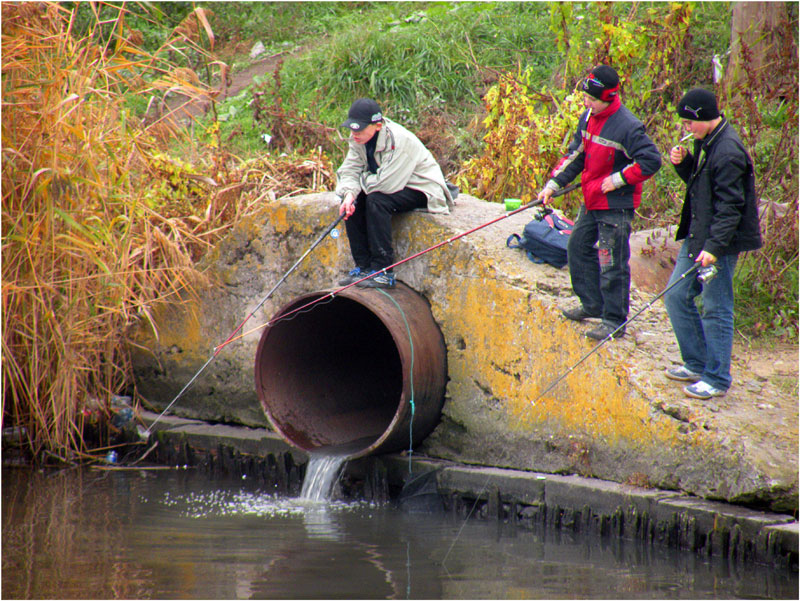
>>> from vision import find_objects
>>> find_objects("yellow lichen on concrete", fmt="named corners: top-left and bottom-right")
top-left (439, 268), bottom-right (685, 451)
top-left (133, 297), bottom-right (209, 365)
top-left (263, 203), bottom-right (292, 234)
top-left (130, 193), bottom-right (798, 505)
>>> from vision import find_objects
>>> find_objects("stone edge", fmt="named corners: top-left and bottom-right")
top-left (142, 412), bottom-right (798, 569)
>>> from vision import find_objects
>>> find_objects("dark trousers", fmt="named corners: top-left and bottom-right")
top-left (345, 188), bottom-right (427, 271)
top-left (567, 206), bottom-right (634, 327)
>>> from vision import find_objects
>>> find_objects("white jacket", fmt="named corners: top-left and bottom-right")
top-left (335, 118), bottom-right (452, 214)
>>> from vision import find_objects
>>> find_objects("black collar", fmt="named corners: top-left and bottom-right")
top-left (701, 116), bottom-right (728, 151)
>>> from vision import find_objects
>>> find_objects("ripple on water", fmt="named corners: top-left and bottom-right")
top-left (151, 488), bottom-right (376, 520)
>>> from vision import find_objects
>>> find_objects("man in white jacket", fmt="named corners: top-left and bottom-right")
top-left (336, 98), bottom-right (453, 288)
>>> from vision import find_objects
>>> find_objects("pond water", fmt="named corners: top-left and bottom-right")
top-left (2, 466), bottom-right (796, 600)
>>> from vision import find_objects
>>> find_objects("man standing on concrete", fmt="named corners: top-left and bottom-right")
top-left (335, 98), bottom-right (453, 289)
top-left (663, 88), bottom-right (762, 399)
top-left (537, 65), bottom-right (661, 340)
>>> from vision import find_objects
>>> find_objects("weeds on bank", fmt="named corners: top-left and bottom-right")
top-left (1, 2), bottom-right (332, 461)
top-left (456, 2), bottom-right (798, 339)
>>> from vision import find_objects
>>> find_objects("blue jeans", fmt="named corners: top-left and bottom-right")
top-left (567, 206), bottom-right (633, 328)
top-left (663, 241), bottom-right (738, 390)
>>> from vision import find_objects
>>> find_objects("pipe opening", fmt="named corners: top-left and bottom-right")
top-left (255, 284), bottom-right (446, 458)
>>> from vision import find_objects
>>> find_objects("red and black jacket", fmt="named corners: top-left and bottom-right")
top-left (548, 96), bottom-right (661, 210)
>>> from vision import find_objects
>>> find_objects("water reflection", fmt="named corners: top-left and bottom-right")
top-left (2, 467), bottom-right (797, 600)
top-left (301, 505), bottom-right (343, 540)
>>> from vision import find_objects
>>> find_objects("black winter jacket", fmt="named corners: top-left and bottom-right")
top-left (673, 117), bottom-right (762, 259)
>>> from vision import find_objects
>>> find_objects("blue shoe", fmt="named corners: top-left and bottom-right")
top-left (338, 266), bottom-right (368, 286)
top-left (356, 271), bottom-right (396, 289)
top-left (684, 381), bottom-right (727, 400)
top-left (665, 366), bottom-right (703, 382)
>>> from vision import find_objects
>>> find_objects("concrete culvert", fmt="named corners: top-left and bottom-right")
top-left (255, 282), bottom-right (447, 459)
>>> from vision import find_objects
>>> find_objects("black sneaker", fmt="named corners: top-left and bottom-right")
top-left (338, 267), bottom-right (368, 286)
top-left (585, 323), bottom-right (625, 340)
top-left (562, 305), bottom-right (601, 322)
top-left (356, 271), bottom-right (396, 289)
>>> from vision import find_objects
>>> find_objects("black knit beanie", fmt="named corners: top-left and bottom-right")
top-left (677, 88), bottom-right (720, 121)
top-left (582, 65), bottom-right (619, 102)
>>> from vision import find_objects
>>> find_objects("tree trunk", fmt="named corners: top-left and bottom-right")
top-left (724, 2), bottom-right (795, 97)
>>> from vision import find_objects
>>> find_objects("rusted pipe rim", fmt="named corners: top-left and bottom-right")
top-left (255, 283), bottom-right (446, 459)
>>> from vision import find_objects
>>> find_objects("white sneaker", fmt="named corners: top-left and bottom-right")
top-left (684, 380), bottom-right (727, 400)
top-left (665, 366), bottom-right (702, 382)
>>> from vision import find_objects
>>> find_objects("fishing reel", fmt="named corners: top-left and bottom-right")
top-left (697, 264), bottom-right (718, 284)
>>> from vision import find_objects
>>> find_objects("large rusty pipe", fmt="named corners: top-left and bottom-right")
top-left (254, 282), bottom-right (447, 459)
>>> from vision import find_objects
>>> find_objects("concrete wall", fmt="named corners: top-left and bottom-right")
top-left (128, 193), bottom-right (797, 510)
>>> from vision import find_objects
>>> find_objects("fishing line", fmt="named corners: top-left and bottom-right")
top-left (216, 182), bottom-right (582, 352)
top-left (147, 182), bottom-right (580, 433)
top-left (145, 212), bottom-right (344, 434)
top-left (377, 288), bottom-right (416, 475)
top-left (441, 472), bottom-right (492, 568)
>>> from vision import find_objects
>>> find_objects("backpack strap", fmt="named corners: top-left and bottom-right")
top-left (506, 233), bottom-right (523, 249)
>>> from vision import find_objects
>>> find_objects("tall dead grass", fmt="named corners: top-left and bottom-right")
top-left (1, 2), bottom-right (332, 461)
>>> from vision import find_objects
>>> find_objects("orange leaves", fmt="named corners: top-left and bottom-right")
top-left (0, 2), bottom-right (227, 460)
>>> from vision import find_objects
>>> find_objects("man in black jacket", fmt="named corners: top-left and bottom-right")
top-left (663, 88), bottom-right (762, 400)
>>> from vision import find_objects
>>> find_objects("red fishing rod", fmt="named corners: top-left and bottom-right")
top-left (216, 182), bottom-right (582, 352)
top-left (145, 211), bottom-right (345, 434)
top-left (145, 182), bottom-right (580, 432)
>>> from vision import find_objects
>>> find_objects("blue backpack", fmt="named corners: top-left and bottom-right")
top-left (506, 209), bottom-right (573, 268)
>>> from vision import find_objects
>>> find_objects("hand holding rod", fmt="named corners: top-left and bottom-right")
top-left (529, 262), bottom-right (700, 406)
top-left (147, 183), bottom-right (577, 434)
top-left (529, 181), bottom-right (582, 208)
top-left (233, 180), bottom-right (585, 336)
top-left (551, 181), bottom-right (582, 198)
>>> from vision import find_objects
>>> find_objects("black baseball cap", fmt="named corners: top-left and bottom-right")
top-left (341, 98), bottom-right (383, 131)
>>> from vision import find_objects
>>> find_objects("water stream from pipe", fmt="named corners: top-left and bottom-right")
top-left (299, 451), bottom-right (349, 502)
top-left (298, 439), bottom-right (371, 502)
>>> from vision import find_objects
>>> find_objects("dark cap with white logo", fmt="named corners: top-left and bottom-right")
top-left (677, 88), bottom-right (720, 121)
top-left (342, 98), bottom-right (383, 131)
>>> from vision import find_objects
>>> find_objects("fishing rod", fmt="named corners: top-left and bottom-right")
top-left (145, 211), bottom-right (345, 434)
top-left (146, 182), bottom-right (581, 433)
top-left (215, 181), bottom-right (583, 352)
top-left (529, 262), bottom-right (705, 406)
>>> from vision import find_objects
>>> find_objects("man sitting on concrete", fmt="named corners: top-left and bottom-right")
top-left (336, 98), bottom-right (453, 289)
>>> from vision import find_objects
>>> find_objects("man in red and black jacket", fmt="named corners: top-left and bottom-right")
top-left (538, 65), bottom-right (661, 340)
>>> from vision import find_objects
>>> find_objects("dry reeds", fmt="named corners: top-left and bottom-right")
top-left (0, 2), bottom-right (271, 461)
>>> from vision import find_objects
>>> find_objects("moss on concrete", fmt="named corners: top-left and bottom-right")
top-left (128, 192), bottom-right (798, 510)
